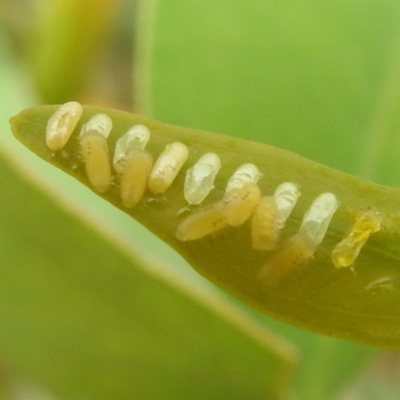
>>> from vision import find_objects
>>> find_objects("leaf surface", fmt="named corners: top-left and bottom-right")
top-left (0, 35), bottom-right (296, 399)
top-left (11, 105), bottom-right (400, 348)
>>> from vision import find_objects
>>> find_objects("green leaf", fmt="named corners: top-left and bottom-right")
top-left (11, 105), bottom-right (400, 349)
top-left (142, 2), bottom-right (400, 397)
top-left (0, 35), bottom-right (296, 399)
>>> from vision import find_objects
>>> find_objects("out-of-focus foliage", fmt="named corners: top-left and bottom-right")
top-left (0, 0), bottom-right (400, 399)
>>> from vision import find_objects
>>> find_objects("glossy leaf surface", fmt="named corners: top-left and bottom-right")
top-left (10, 105), bottom-right (400, 348)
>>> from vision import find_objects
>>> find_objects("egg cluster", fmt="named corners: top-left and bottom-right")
top-left (45, 102), bottom-right (382, 285)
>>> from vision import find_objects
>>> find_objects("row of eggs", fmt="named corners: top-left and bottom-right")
top-left (45, 102), bottom-right (382, 284)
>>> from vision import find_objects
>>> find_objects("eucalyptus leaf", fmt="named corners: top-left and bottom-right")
top-left (11, 105), bottom-right (400, 348)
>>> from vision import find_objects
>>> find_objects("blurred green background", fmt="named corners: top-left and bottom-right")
top-left (1, 0), bottom-right (400, 399)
